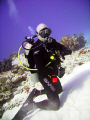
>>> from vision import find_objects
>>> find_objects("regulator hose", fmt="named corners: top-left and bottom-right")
top-left (18, 35), bottom-right (38, 71)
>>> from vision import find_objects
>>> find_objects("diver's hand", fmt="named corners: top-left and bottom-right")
top-left (62, 47), bottom-right (72, 56)
top-left (66, 49), bottom-right (72, 55)
top-left (61, 48), bottom-right (72, 59)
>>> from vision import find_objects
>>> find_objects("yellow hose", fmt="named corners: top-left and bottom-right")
top-left (18, 42), bottom-right (38, 70)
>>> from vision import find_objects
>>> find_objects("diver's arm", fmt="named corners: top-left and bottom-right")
top-left (27, 50), bottom-right (37, 73)
top-left (53, 39), bottom-right (72, 56)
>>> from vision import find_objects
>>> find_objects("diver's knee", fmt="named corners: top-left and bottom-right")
top-left (53, 103), bottom-right (60, 110)
top-left (51, 99), bottom-right (60, 110)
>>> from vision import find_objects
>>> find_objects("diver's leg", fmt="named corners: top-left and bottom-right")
top-left (25, 88), bottom-right (46, 103)
top-left (35, 92), bottom-right (60, 110)
top-left (35, 74), bottom-right (60, 110)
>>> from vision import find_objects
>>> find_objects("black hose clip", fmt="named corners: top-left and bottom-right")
top-left (22, 35), bottom-right (37, 50)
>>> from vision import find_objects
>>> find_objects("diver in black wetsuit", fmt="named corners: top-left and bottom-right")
top-left (12, 23), bottom-right (72, 120)
top-left (25, 23), bottom-right (72, 111)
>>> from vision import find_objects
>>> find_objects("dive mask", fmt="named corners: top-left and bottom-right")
top-left (38, 28), bottom-right (52, 38)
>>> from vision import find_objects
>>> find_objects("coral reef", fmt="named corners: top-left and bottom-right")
top-left (0, 52), bottom-right (18, 73)
top-left (11, 65), bottom-right (24, 74)
top-left (0, 77), bottom-right (13, 106)
top-left (60, 33), bottom-right (87, 51)
top-left (11, 75), bottom-right (26, 84)
top-left (23, 85), bottom-right (30, 92)
top-left (61, 47), bottom-right (90, 74)
top-left (0, 65), bottom-right (27, 113)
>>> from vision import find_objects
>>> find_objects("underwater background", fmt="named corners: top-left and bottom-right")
top-left (0, 0), bottom-right (90, 62)
top-left (0, 1), bottom-right (90, 120)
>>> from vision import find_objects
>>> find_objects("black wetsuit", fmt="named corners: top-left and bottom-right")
top-left (27, 37), bottom-right (72, 110)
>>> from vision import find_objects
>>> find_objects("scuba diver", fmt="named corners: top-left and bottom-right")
top-left (25, 23), bottom-right (72, 110)
top-left (13, 23), bottom-right (72, 120)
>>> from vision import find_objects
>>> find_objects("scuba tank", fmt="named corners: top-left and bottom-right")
top-left (24, 43), bottom-right (33, 58)
top-left (30, 72), bottom-right (39, 83)
top-left (18, 35), bottom-right (40, 83)
top-left (18, 35), bottom-right (38, 70)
